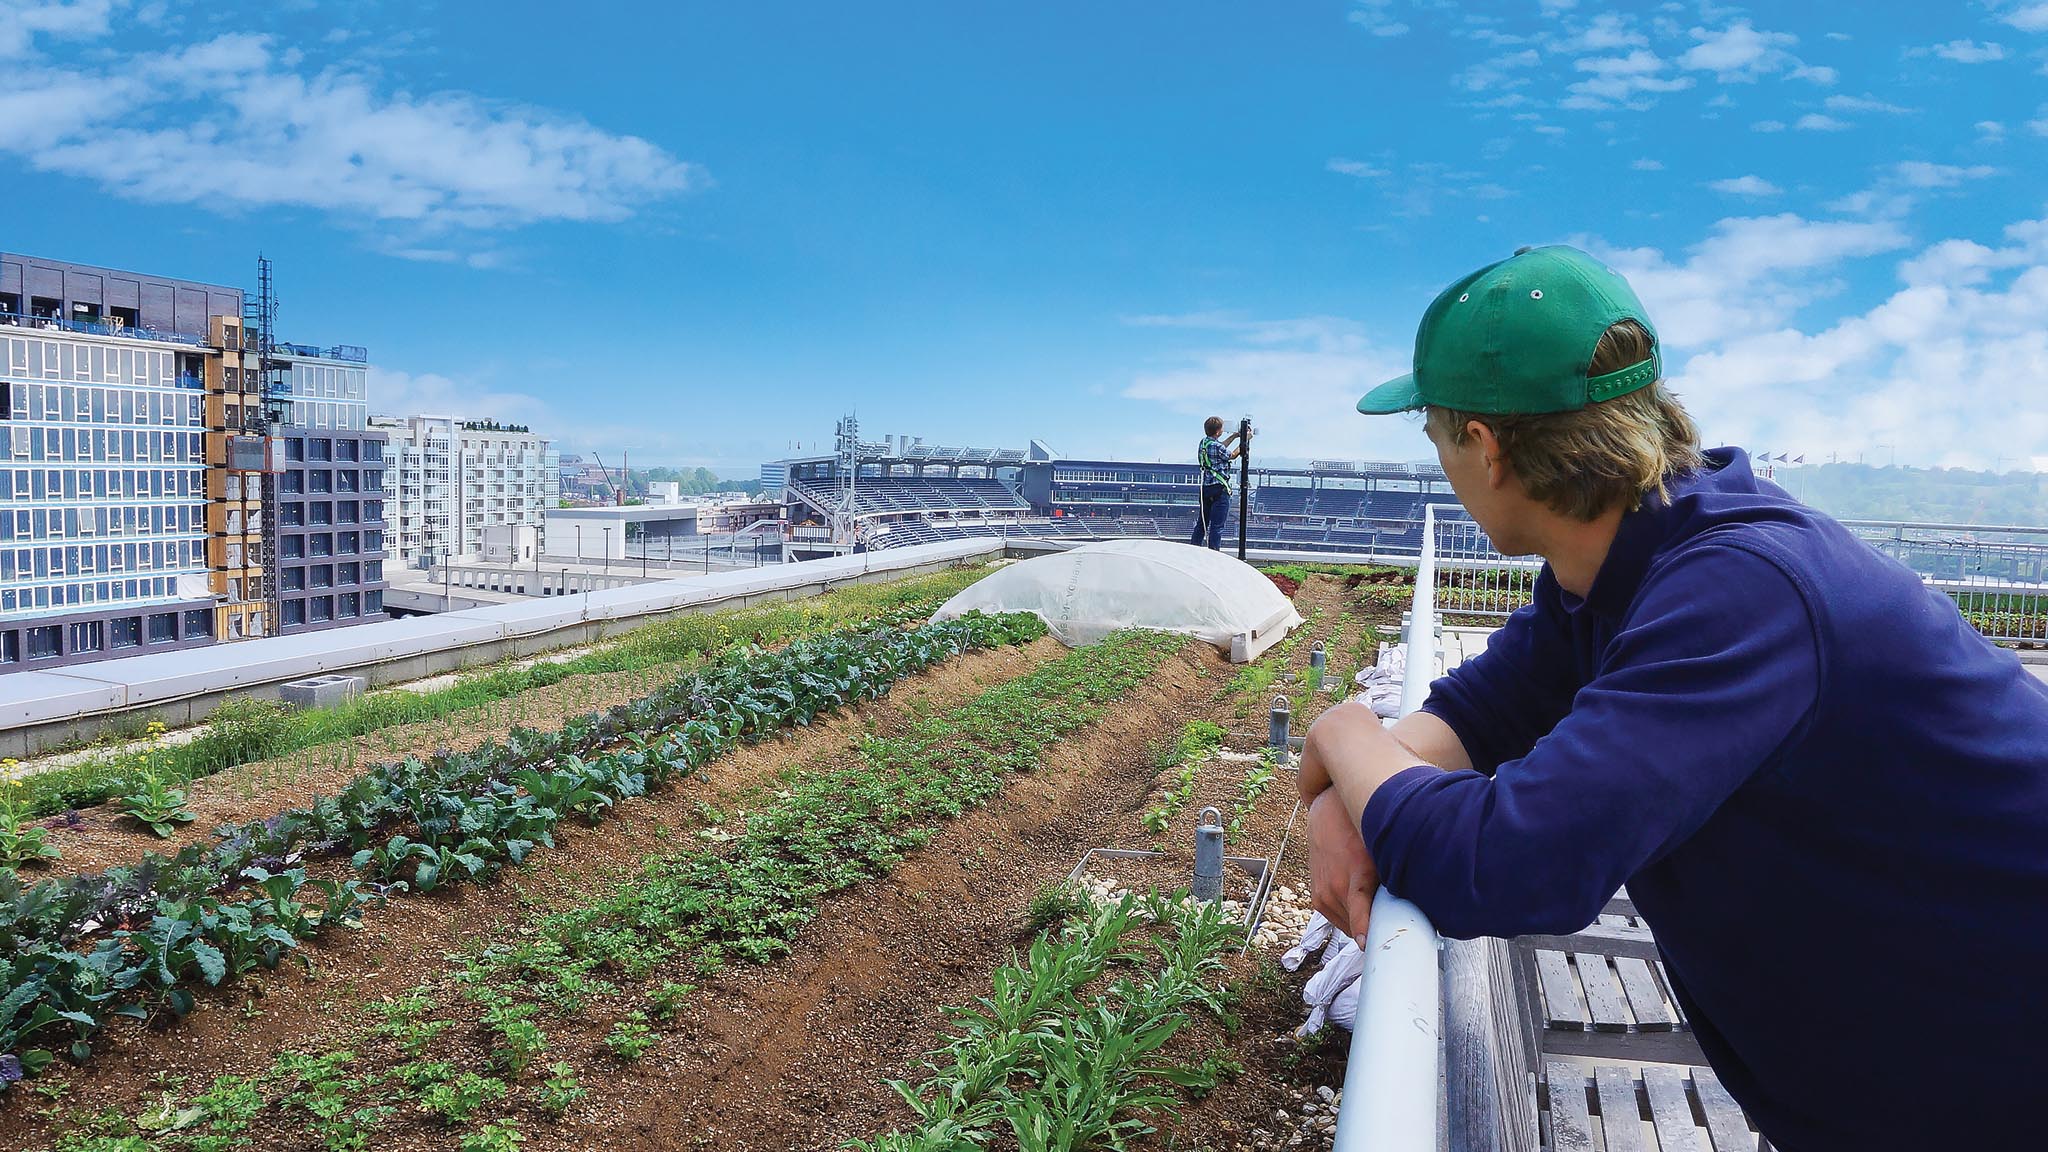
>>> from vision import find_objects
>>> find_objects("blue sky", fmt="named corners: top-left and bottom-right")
top-left (3, 1), bottom-right (2045, 473)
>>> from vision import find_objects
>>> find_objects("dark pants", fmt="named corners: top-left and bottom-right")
top-left (1190, 483), bottom-right (1230, 550)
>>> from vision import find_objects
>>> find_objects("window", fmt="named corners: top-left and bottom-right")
top-left (311, 534), bottom-right (333, 557)
top-left (281, 569), bottom-right (305, 592)
top-left (365, 589), bottom-right (383, 614)
top-left (339, 562), bottom-right (359, 585)
top-left (310, 439), bottom-right (331, 462)
top-left (364, 440), bottom-right (384, 462)
top-left (281, 537), bottom-right (304, 560)
top-left (0, 631), bottom-right (16, 663)
top-left (148, 614), bottom-right (175, 643)
top-left (337, 532), bottom-right (358, 555)
top-left (310, 596), bottom-right (333, 622)
top-left (310, 502), bottom-right (332, 526)
top-left (337, 501), bottom-right (357, 524)
top-left (312, 565), bottom-right (333, 589)
top-left (365, 560), bottom-right (383, 581)
top-left (27, 625), bottom-right (59, 659)
top-left (282, 599), bottom-right (305, 626)
top-left (285, 438), bottom-right (304, 462)
top-left (183, 610), bottom-right (213, 638)
top-left (339, 592), bottom-right (359, 618)
top-left (337, 440), bottom-right (357, 461)
top-left (111, 617), bottom-right (141, 648)
top-left (69, 621), bottom-right (102, 653)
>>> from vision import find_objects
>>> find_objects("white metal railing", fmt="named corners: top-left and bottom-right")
top-left (1331, 502), bottom-right (1455, 1152)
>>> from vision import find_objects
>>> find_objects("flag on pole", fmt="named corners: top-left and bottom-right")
top-left (1793, 455), bottom-right (1805, 464)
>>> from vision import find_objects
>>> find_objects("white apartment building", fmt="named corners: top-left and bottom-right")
top-left (370, 415), bottom-right (559, 567)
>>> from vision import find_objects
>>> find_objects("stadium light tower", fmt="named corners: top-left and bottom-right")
top-left (836, 414), bottom-right (861, 547)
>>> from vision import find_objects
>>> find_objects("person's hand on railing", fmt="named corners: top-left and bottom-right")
top-left (1307, 787), bottom-right (1379, 949)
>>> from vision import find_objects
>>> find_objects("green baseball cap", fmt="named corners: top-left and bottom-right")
top-left (1357, 244), bottom-right (1660, 416)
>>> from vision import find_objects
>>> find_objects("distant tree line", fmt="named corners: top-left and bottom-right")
top-left (1774, 463), bottom-right (2048, 526)
top-left (626, 466), bottom-right (765, 497)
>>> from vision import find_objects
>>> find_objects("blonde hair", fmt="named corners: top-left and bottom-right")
top-left (1423, 320), bottom-right (1704, 521)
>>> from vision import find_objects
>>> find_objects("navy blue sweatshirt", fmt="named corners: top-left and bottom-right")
top-left (1360, 449), bottom-right (2048, 1150)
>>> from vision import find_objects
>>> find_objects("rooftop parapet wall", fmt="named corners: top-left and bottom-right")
top-left (0, 538), bottom-right (1004, 758)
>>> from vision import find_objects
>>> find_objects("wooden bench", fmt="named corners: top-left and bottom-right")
top-left (1442, 895), bottom-right (1774, 1152)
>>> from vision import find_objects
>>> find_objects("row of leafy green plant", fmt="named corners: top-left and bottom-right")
top-left (1140, 721), bottom-right (1227, 839)
top-left (22, 629), bottom-right (1187, 1150)
top-left (850, 889), bottom-right (1245, 1152)
top-left (1226, 604), bottom-right (1325, 717)
top-left (1224, 756), bottom-right (1280, 845)
top-left (0, 611), bottom-right (1045, 1091)
top-left (10, 564), bottom-right (996, 820)
top-left (470, 628), bottom-right (1187, 1012)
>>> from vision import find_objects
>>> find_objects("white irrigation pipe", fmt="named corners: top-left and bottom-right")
top-left (1330, 502), bottom-right (1448, 1152)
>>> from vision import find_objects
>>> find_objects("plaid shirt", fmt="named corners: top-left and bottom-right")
top-left (1198, 436), bottom-right (1232, 489)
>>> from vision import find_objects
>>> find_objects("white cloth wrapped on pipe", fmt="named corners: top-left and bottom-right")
top-left (1296, 936), bottom-right (1367, 1038)
top-left (1280, 911), bottom-right (1336, 972)
top-left (1353, 644), bottom-right (1407, 719)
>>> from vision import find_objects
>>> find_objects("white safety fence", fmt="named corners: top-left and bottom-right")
top-left (1330, 503), bottom-right (1462, 1152)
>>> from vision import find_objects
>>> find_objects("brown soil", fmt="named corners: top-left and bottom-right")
top-left (0, 638), bottom-right (1062, 1147)
top-left (4, 573), bottom-right (1400, 1152)
top-left (43, 658), bottom-right (706, 876)
top-left (1266, 571), bottom-right (1301, 598)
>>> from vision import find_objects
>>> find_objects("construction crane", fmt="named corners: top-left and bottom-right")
top-left (591, 451), bottom-right (628, 506)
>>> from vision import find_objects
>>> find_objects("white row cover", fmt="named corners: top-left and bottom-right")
top-left (931, 538), bottom-right (1302, 658)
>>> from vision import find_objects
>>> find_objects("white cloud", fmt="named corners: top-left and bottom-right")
top-left (369, 367), bottom-right (554, 429)
top-left (1999, 2), bottom-right (2048, 32)
top-left (1120, 315), bottom-right (1414, 461)
top-left (1929, 39), bottom-right (2007, 62)
top-left (1631, 157), bottom-right (1665, 170)
top-left (1709, 174), bottom-right (1782, 197)
top-left (1825, 93), bottom-right (1911, 115)
top-left (1456, 49), bottom-right (1542, 92)
top-left (1752, 119), bottom-right (1787, 132)
top-left (1348, 0), bottom-right (1410, 37)
top-left (1550, 12), bottom-right (1646, 53)
top-left (2032, 106), bottom-right (2048, 135)
top-left (1894, 161), bottom-right (1997, 188)
top-left (1539, 0), bottom-right (1579, 14)
top-left (0, 0), bottom-right (115, 59)
top-left (1979, 120), bottom-right (2007, 139)
top-left (1677, 20), bottom-right (1800, 80)
top-left (1588, 213), bottom-right (1911, 348)
top-left (0, 25), bottom-right (696, 241)
top-left (1826, 162), bottom-right (1996, 219)
top-left (1563, 49), bottom-right (1695, 108)
top-left (1795, 113), bottom-right (1850, 131)
top-left (1327, 158), bottom-right (1388, 179)
top-left (1661, 215), bottom-right (2048, 468)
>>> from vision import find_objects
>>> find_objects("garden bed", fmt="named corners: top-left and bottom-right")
top-left (2, 571), bottom-right (1402, 1152)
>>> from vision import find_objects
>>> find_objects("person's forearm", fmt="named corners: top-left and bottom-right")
top-left (1389, 710), bottom-right (1473, 773)
top-left (1299, 701), bottom-right (1429, 817)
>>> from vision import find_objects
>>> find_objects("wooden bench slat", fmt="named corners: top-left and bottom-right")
top-left (1655, 960), bottom-right (1690, 1026)
top-left (1692, 1067), bottom-right (1758, 1152)
top-left (1642, 1067), bottom-right (1707, 1152)
top-left (1594, 1065), bottom-right (1646, 1152)
top-left (1545, 1062), bottom-right (1596, 1151)
top-left (1574, 952), bottom-right (1632, 1032)
top-left (1613, 955), bottom-right (1677, 1030)
top-left (1535, 950), bottom-right (1587, 1028)
top-left (1521, 921), bottom-right (1663, 961)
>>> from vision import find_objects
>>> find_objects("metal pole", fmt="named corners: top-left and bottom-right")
top-left (1236, 416), bottom-right (1251, 561)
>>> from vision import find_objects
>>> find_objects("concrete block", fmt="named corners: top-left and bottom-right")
top-left (280, 674), bottom-right (365, 711)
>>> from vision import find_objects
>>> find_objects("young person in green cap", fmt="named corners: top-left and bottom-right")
top-left (1299, 245), bottom-right (2048, 1149)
